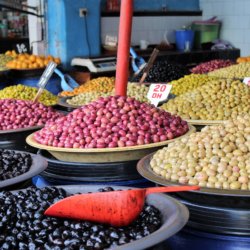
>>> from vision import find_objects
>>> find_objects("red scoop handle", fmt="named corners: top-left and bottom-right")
top-left (145, 185), bottom-right (200, 195)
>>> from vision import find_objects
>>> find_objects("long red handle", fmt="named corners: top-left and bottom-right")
top-left (115, 0), bottom-right (133, 96)
top-left (145, 185), bottom-right (200, 195)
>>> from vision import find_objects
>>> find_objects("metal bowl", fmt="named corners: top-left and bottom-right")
top-left (0, 150), bottom-right (48, 189)
top-left (26, 125), bottom-right (195, 163)
top-left (57, 96), bottom-right (79, 109)
top-left (24, 185), bottom-right (189, 250)
top-left (137, 153), bottom-right (250, 208)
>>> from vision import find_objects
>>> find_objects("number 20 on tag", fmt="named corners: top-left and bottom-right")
top-left (147, 83), bottom-right (172, 107)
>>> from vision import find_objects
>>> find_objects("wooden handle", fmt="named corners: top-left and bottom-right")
top-left (139, 48), bottom-right (159, 84)
top-left (145, 185), bottom-right (200, 195)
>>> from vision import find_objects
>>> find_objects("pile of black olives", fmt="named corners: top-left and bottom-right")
top-left (0, 150), bottom-right (32, 181)
top-left (133, 60), bottom-right (189, 83)
top-left (0, 186), bottom-right (162, 249)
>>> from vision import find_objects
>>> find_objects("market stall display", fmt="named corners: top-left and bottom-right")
top-left (161, 78), bottom-right (250, 121)
top-left (208, 62), bottom-right (250, 79)
top-left (148, 114), bottom-right (250, 190)
top-left (27, 96), bottom-right (194, 162)
top-left (170, 74), bottom-right (216, 95)
top-left (0, 150), bottom-right (47, 189)
top-left (59, 77), bottom-right (115, 97)
top-left (0, 185), bottom-right (189, 249)
top-left (190, 59), bottom-right (234, 74)
top-left (0, 84), bottom-right (58, 106)
top-left (0, 99), bottom-right (63, 130)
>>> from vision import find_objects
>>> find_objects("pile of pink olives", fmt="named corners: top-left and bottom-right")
top-left (0, 99), bottom-right (63, 130)
top-left (34, 96), bottom-right (189, 148)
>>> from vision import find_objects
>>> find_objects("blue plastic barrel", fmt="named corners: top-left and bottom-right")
top-left (166, 227), bottom-right (250, 250)
top-left (11, 75), bottom-right (62, 95)
top-left (175, 30), bottom-right (194, 51)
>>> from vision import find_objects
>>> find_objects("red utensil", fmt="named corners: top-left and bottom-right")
top-left (45, 185), bottom-right (199, 227)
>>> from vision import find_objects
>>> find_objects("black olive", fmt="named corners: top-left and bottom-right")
top-left (28, 242), bottom-right (36, 250)
top-left (2, 242), bottom-right (11, 250)
top-left (18, 242), bottom-right (28, 250)
top-left (132, 60), bottom-right (189, 83)
top-left (0, 150), bottom-right (32, 181)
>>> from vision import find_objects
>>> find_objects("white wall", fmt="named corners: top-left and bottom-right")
top-left (200, 0), bottom-right (250, 56)
top-left (101, 15), bottom-right (201, 47)
top-left (27, 0), bottom-right (46, 55)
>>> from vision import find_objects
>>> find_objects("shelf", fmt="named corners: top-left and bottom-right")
top-left (99, 48), bottom-right (240, 67)
top-left (101, 10), bottom-right (202, 17)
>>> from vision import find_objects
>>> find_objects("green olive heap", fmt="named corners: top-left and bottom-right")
top-left (0, 84), bottom-right (58, 106)
top-left (66, 91), bottom-right (112, 106)
top-left (150, 114), bottom-right (250, 190)
top-left (126, 82), bottom-right (149, 103)
top-left (161, 79), bottom-right (250, 120)
top-left (66, 82), bottom-right (149, 106)
top-left (170, 74), bottom-right (216, 95)
top-left (208, 62), bottom-right (250, 79)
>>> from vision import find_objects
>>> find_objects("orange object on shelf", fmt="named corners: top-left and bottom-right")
top-left (236, 56), bottom-right (250, 63)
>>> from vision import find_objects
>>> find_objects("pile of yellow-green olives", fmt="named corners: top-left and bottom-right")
top-left (66, 82), bottom-right (149, 106)
top-left (208, 62), bottom-right (250, 79)
top-left (150, 114), bottom-right (250, 191)
top-left (170, 74), bottom-right (216, 95)
top-left (0, 84), bottom-right (58, 106)
top-left (0, 54), bottom-right (13, 71)
top-left (162, 79), bottom-right (250, 120)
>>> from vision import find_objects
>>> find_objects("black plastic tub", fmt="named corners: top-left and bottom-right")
top-left (37, 150), bottom-right (154, 188)
top-left (166, 227), bottom-right (250, 250)
top-left (0, 126), bottom-right (42, 153)
top-left (10, 185), bottom-right (189, 250)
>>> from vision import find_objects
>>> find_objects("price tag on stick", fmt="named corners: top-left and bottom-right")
top-left (243, 77), bottom-right (250, 86)
top-left (33, 61), bottom-right (57, 102)
top-left (147, 83), bottom-right (172, 107)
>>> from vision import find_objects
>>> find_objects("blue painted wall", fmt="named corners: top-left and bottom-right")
top-left (101, 0), bottom-right (200, 11)
top-left (47, 0), bottom-right (101, 68)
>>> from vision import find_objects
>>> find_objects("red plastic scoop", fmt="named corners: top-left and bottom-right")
top-left (45, 185), bottom-right (199, 227)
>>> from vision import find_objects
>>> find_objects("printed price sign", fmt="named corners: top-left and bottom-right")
top-left (243, 77), bottom-right (250, 86)
top-left (147, 83), bottom-right (172, 107)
